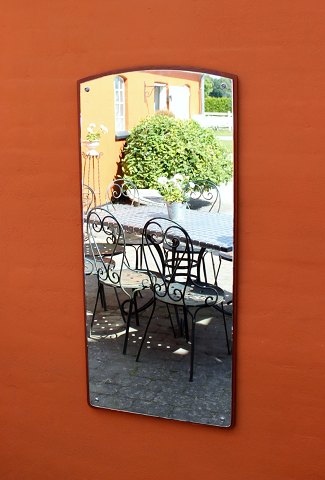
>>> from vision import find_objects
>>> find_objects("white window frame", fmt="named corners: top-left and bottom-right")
top-left (154, 83), bottom-right (167, 112)
top-left (114, 76), bottom-right (126, 133)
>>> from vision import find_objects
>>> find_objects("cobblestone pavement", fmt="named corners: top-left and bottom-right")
top-left (85, 257), bottom-right (234, 427)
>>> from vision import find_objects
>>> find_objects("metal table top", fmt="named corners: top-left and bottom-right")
top-left (110, 204), bottom-right (233, 253)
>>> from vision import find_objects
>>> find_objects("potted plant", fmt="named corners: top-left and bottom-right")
top-left (83, 123), bottom-right (108, 156)
top-left (156, 174), bottom-right (194, 220)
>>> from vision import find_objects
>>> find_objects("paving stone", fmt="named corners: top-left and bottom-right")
top-left (85, 271), bottom-right (233, 427)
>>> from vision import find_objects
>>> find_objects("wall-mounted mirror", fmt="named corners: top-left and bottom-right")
top-left (79, 68), bottom-right (236, 427)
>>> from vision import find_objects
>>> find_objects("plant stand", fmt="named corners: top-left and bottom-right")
top-left (82, 151), bottom-right (103, 205)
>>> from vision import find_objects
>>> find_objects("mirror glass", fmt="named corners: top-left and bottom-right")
top-left (79, 68), bottom-right (236, 427)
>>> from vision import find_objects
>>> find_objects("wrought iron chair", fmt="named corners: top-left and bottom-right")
top-left (105, 177), bottom-right (140, 206)
top-left (82, 184), bottom-right (97, 215)
top-left (83, 184), bottom-right (118, 310)
top-left (136, 217), bottom-right (230, 381)
top-left (105, 178), bottom-right (144, 268)
top-left (82, 184), bottom-right (96, 259)
top-left (214, 250), bottom-right (233, 316)
top-left (165, 179), bottom-right (222, 283)
top-left (83, 184), bottom-right (123, 261)
top-left (186, 179), bottom-right (221, 213)
top-left (185, 179), bottom-right (228, 285)
top-left (86, 207), bottom-right (150, 353)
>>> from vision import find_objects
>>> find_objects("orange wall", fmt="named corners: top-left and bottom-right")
top-left (80, 70), bottom-right (202, 196)
top-left (1, 1), bottom-right (325, 479)
top-left (80, 74), bottom-right (120, 201)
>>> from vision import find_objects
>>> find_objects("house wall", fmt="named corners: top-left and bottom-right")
top-left (1, 1), bottom-right (325, 479)
top-left (80, 70), bottom-right (202, 198)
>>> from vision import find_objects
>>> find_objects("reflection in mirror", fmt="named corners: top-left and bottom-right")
top-left (79, 68), bottom-right (236, 427)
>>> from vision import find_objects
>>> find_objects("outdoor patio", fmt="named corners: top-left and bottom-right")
top-left (85, 251), bottom-right (233, 427)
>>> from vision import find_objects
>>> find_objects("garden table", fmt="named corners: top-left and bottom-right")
top-left (105, 203), bottom-right (233, 320)
top-left (110, 203), bottom-right (233, 253)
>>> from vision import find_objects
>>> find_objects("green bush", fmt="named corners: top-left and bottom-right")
top-left (121, 114), bottom-right (233, 189)
top-left (205, 97), bottom-right (232, 113)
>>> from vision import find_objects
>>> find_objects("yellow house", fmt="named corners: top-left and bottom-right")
top-left (80, 69), bottom-right (203, 202)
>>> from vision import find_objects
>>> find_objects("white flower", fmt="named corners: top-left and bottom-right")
top-left (89, 123), bottom-right (96, 127)
top-left (87, 126), bottom-right (94, 133)
top-left (173, 173), bottom-right (184, 182)
top-left (100, 124), bottom-right (108, 134)
top-left (189, 181), bottom-right (195, 188)
top-left (157, 176), bottom-right (168, 185)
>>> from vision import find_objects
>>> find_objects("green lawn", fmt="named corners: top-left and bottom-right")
top-left (214, 129), bottom-right (233, 156)
top-left (215, 128), bottom-right (233, 137)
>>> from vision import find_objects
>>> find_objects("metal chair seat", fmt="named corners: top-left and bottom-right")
top-left (100, 268), bottom-right (149, 290)
top-left (84, 242), bottom-right (124, 257)
top-left (152, 277), bottom-right (225, 307)
top-left (84, 256), bottom-right (115, 276)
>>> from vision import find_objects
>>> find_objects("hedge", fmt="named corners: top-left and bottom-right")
top-left (205, 97), bottom-right (232, 113)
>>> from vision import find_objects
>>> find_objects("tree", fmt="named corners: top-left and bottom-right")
top-left (204, 75), bottom-right (214, 97)
top-left (210, 77), bottom-right (232, 98)
top-left (204, 75), bottom-right (232, 98)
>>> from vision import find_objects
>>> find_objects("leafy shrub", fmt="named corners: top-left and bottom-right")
top-left (121, 114), bottom-right (232, 189)
top-left (205, 97), bottom-right (232, 113)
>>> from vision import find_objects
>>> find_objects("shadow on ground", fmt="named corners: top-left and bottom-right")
top-left (85, 274), bottom-right (233, 427)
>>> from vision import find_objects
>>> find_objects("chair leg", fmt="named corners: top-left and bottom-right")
top-left (196, 248), bottom-right (206, 282)
top-left (221, 303), bottom-right (231, 354)
top-left (174, 305), bottom-right (182, 335)
top-left (134, 246), bottom-right (139, 269)
top-left (97, 277), bottom-right (106, 309)
top-left (123, 298), bottom-right (134, 355)
top-left (189, 315), bottom-right (196, 382)
top-left (90, 285), bottom-right (101, 332)
top-left (210, 252), bottom-right (217, 284)
top-left (99, 283), bottom-right (107, 311)
top-left (166, 304), bottom-right (176, 338)
top-left (214, 256), bottom-right (222, 286)
top-left (136, 245), bottom-right (143, 269)
top-left (114, 288), bottom-right (127, 323)
top-left (139, 244), bottom-right (144, 269)
top-left (134, 291), bottom-right (140, 326)
top-left (183, 307), bottom-right (189, 342)
top-left (136, 300), bottom-right (156, 362)
top-left (202, 255), bottom-right (208, 283)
